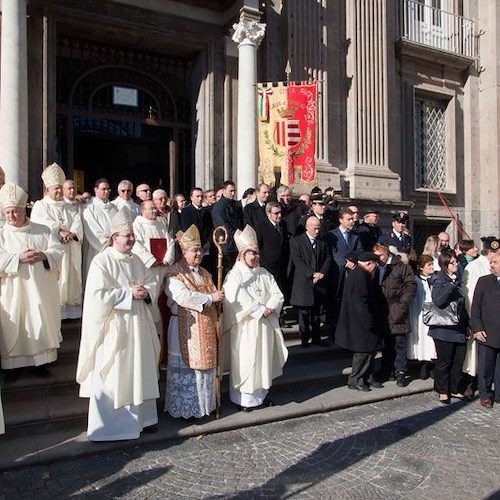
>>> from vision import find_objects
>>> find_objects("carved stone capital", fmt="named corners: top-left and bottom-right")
top-left (232, 19), bottom-right (266, 47)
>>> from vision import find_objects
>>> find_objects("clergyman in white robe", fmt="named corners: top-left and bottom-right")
top-left (81, 194), bottom-right (118, 278)
top-left (77, 243), bottom-right (160, 441)
top-left (0, 209), bottom-right (63, 369)
top-left (31, 196), bottom-right (84, 319)
top-left (223, 257), bottom-right (288, 409)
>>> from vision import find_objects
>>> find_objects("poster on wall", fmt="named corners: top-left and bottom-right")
top-left (257, 81), bottom-right (317, 188)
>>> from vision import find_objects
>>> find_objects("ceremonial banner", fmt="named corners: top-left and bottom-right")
top-left (257, 82), bottom-right (317, 187)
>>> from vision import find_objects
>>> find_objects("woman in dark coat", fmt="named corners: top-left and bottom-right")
top-left (428, 251), bottom-right (469, 404)
top-left (336, 252), bottom-right (384, 391)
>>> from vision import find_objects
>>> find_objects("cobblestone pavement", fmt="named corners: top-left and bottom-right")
top-left (2, 392), bottom-right (500, 499)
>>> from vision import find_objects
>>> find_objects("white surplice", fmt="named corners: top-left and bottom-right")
top-left (81, 198), bottom-right (118, 278)
top-left (223, 261), bottom-right (288, 408)
top-left (31, 196), bottom-right (84, 319)
top-left (77, 246), bottom-right (160, 441)
top-left (111, 197), bottom-right (140, 220)
top-left (0, 220), bottom-right (63, 369)
top-left (408, 275), bottom-right (437, 361)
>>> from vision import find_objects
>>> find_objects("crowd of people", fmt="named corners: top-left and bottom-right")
top-left (0, 165), bottom-right (499, 440)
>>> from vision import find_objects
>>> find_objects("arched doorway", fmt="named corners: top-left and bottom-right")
top-left (56, 36), bottom-right (192, 195)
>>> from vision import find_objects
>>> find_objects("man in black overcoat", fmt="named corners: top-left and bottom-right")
top-left (255, 201), bottom-right (289, 293)
top-left (471, 252), bottom-right (500, 408)
top-left (290, 216), bottom-right (331, 348)
top-left (335, 252), bottom-right (384, 391)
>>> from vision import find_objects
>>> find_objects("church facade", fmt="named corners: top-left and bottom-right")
top-left (0, 0), bottom-right (498, 248)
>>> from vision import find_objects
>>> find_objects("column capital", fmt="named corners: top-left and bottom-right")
top-left (232, 18), bottom-right (266, 47)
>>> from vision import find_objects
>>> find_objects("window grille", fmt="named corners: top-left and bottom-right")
top-left (414, 97), bottom-right (447, 190)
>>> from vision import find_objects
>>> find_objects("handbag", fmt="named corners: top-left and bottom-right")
top-left (422, 300), bottom-right (460, 327)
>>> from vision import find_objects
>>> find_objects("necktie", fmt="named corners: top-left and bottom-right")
top-left (344, 231), bottom-right (349, 245)
top-left (311, 239), bottom-right (316, 252)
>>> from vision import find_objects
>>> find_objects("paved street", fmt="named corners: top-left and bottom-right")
top-left (1, 392), bottom-right (499, 499)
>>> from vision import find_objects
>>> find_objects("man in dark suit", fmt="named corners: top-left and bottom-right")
top-left (357, 210), bottom-right (382, 251)
top-left (211, 180), bottom-right (243, 278)
top-left (277, 185), bottom-right (298, 238)
top-left (326, 207), bottom-right (363, 335)
top-left (290, 216), bottom-right (331, 348)
top-left (180, 187), bottom-right (214, 272)
top-left (255, 201), bottom-right (289, 293)
top-left (471, 251), bottom-right (500, 408)
top-left (243, 183), bottom-right (270, 228)
top-left (378, 212), bottom-right (412, 254)
top-left (296, 193), bottom-right (335, 239)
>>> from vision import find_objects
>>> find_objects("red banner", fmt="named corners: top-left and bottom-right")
top-left (258, 82), bottom-right (317, 186)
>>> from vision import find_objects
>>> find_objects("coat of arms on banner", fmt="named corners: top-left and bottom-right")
top-left (257, 82), bottom-right (317, 187)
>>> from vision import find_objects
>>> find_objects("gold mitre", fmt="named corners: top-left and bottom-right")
top-left (177, 224), bottom-right (201, 250)
top-left (0, 182), bottom-right (29, 210)
top-left (0, 166), bottom-right (5, 182)
top-left (41, 162), bottom-right (66, 188)
top-left (234, 225), bottom-right (258, 253)
top-left (109, 207), bottom-right (133, 236)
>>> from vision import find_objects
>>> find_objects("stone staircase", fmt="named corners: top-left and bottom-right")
top-left (1, 311), bottom-right (351, 430)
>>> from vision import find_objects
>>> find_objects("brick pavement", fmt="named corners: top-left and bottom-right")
top-left (1, 392), bottom-right (499, 499)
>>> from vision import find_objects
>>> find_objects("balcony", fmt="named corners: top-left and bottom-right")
top-left (400, 0), bottom-right (476, 61)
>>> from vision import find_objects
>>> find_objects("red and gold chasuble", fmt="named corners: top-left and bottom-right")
top-left (167, 262), bottom-right (218, 371)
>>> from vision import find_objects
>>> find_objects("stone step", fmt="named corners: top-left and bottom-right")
top-left (3, 351), bottom-right (354, 428)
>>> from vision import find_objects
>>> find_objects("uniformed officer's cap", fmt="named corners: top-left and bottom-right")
top-left (480, 236), bottom-right (500, 251)
top-left (363, 209), bottom-right (380, 217)
top-left (392, 212), bottom-right (409, 223)
top-left (311, 193), bottom-right (325, 204)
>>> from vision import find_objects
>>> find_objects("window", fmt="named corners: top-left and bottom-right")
top-left (414, 97), bottom-right (448, 190)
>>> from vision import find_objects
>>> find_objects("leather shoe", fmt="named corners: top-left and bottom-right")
top-left (301, 342), bottom-right (310, 349)
top-left (480, 398), bottom-right (493, 409)
top-left (369, 380), bottom-right (384, 389)
top-left (348, 383), bottom-right (371, 392)
top-left (262, 397), bottom-right (274, 408)
top-left (396, 372), bottom-right (407, 387)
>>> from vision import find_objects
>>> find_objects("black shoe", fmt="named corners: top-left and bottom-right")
top-left (396, 372), bottom-right (407, 387)
top-left (262, 398), bottom-right (274, 408)
top-left (3, 369), bottom-right (22, 384)
top-left (301, 342), bottom-right (310, 349)
top-left (143, 424), bottom-right (158, 433)
top-left (239, 406), bottom-right (253, 412)
top-left (369, 380), bottom-right (384, 389)
top-left (348, 384), bottom-right (371, 392)
top-left (311, 339), bottom-right (329, 347)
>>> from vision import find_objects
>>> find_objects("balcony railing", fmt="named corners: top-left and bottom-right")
top-left (400, 0), bottom-right (476, 59)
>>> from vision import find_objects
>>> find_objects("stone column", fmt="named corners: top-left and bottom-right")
top-left (232, 9), bottom-right (265, 198)
top-left (0, 0), bottom-right (28, 188)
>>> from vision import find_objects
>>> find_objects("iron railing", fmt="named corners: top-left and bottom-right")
top-left (400, 0), bottom-right (476, 59)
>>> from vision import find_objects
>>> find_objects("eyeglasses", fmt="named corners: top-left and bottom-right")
top-left (139, 189), bottom-right (151, 193)
top-left (247, 250), bottom-right (260, 256)
top-left (271, 211), bottom-right (282, 215)
top-left (120, 189), bottom-right (131, 193)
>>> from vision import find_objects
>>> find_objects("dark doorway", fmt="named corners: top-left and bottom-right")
top-left (73, 119), bottom-right (172, 193)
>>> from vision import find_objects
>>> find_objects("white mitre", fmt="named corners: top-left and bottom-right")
top-left (234, 224), bottom-right (258, 253)
top-left (0, 182), bottom-right (29, 210)
top-left (41, 162), bottom-right (66, 188)
top-left (109, 207), bottom-right (134, 236)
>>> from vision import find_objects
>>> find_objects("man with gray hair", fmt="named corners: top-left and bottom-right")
top-left (112, 180), bottom-right (139, 219)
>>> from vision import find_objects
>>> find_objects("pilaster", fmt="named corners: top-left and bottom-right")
top-left (344, 0), bottom-right (401, 201)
